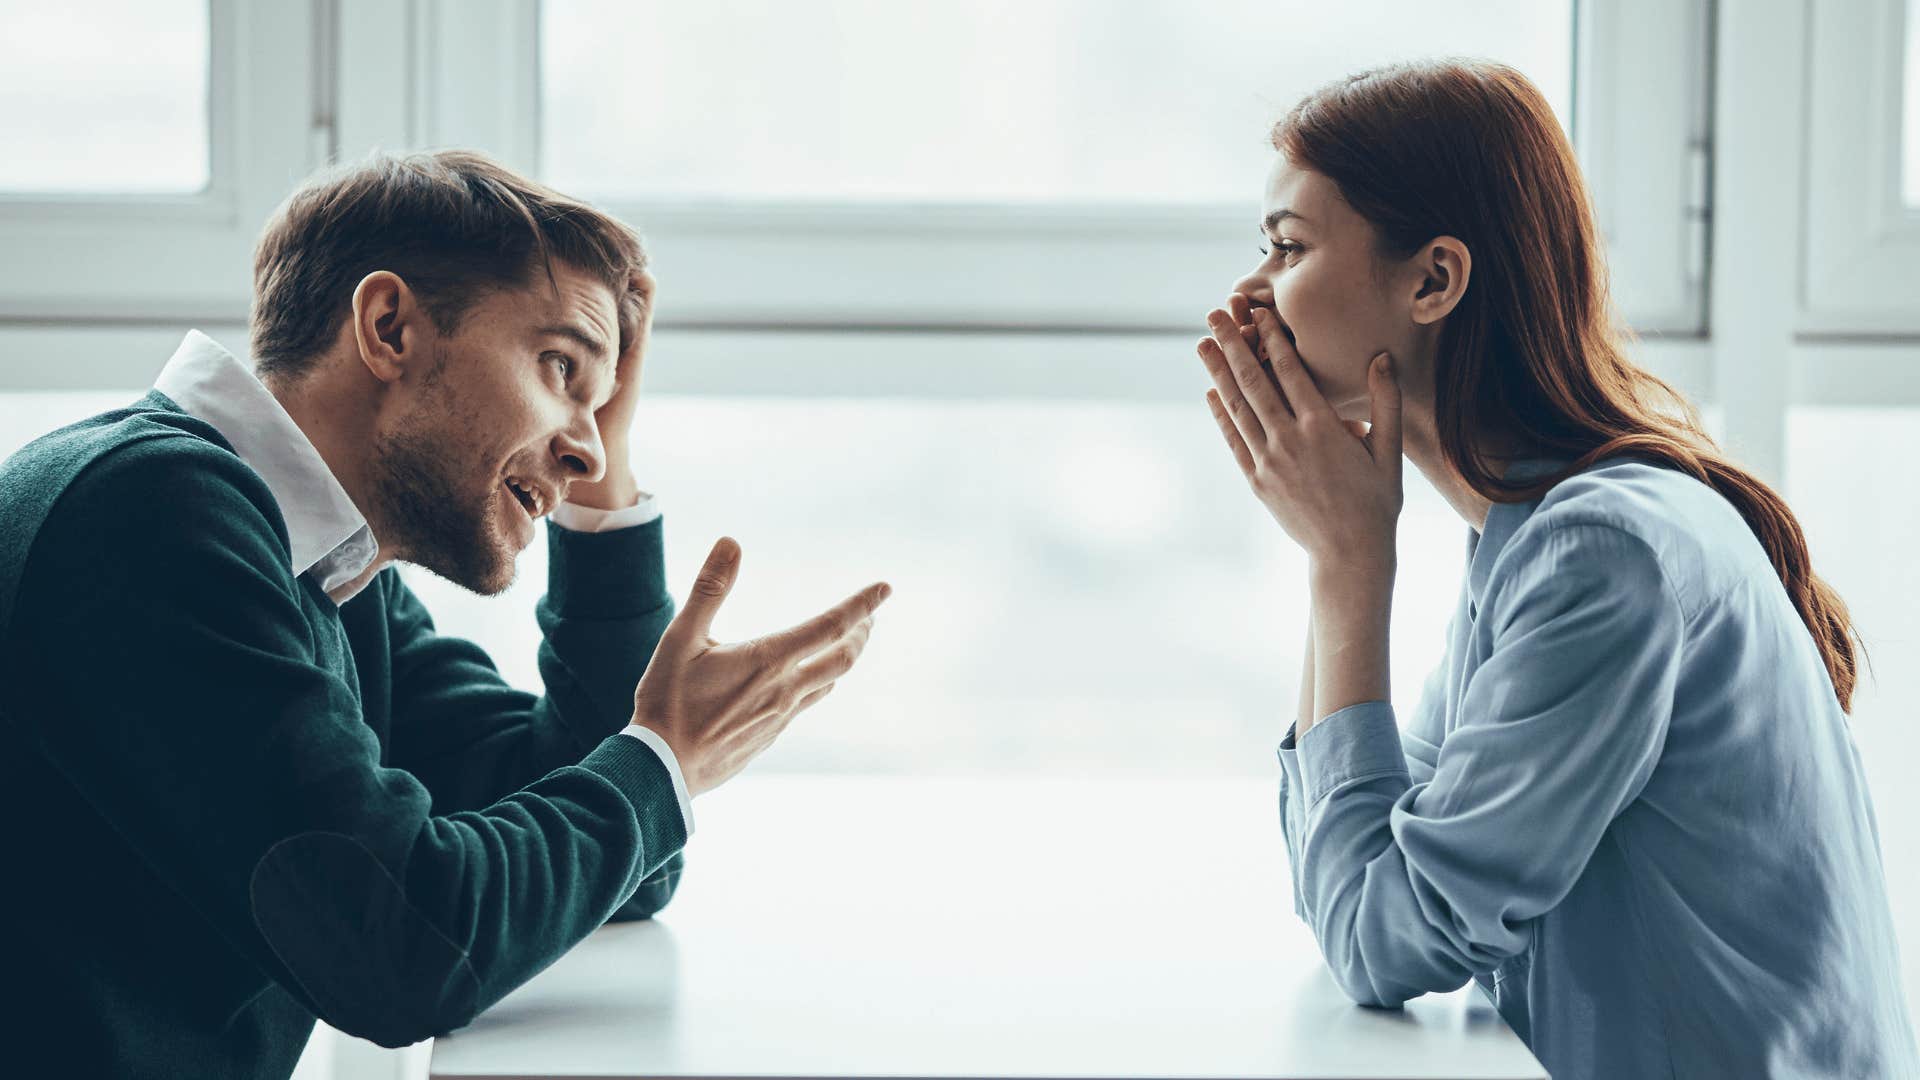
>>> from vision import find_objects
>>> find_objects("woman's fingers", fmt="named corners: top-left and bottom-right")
top-left (1226, 294), bottom-right (1265, 358)
top-left (1204, 308), bottom-right (1294, 429)
top-left (1196, 336), bottom-right (1265, 449)
top-left (1367, 352), bottom-right (1403, 470)
top-left (1251, 309), bottom-right (1333, 425)
top-left (1205, 389), bottom-right (1256, 474)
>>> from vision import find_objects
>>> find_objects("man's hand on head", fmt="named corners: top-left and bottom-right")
top-left (567, 269), bottom-right (656, 511)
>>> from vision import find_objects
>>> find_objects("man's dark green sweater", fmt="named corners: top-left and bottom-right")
top-left (0, 394), bottom-right (689, 1078)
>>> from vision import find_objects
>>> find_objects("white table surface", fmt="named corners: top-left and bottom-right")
top-left (431, 775), bottom-right (1545, 1080)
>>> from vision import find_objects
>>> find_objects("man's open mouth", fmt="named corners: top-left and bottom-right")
top-left (504, 477), bottom-right (547, 518)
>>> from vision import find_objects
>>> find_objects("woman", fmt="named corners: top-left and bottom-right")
top-left (1196, 60), bottom-right (1918, 1079)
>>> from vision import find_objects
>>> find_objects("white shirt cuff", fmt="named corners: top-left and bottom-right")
top-left (550, 492), bottom-right (660, 533)
top-left (617, 724), bottom-right (695, 838)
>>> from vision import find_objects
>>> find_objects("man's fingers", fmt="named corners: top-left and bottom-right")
top-left (791, 681), bottom-right (836, 715)
top-left (763, 582), bottom-right (891, 661)
top-left (793, 617), bottom-right (873, 688)
top-left (669, 537), bottom-right (742, 643)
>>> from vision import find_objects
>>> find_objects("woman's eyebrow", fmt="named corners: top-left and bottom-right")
top-left (1263, 208), bottom-right (1307, 232)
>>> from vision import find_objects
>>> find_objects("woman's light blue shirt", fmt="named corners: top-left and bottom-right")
top-left (1276, 459), bottom-right (1918, 1079)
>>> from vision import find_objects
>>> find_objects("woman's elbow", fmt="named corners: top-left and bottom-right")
top-left (1327, 964), bottom-right (1417, 1009)
top-left (1315, 920), bottom-right (1427, 1009)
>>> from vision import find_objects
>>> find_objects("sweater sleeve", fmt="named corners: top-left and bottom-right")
top-left (375, 519), bottom-right (680, 820)
top-left (9, 440), bottom-right (689, 1046)
top-left (1283, 521), bottom-right (1682, 1008)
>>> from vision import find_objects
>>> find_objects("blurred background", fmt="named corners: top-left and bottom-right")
top-left (1, 0), bottom-right (1914, 1076)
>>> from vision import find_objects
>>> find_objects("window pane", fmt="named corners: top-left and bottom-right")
top-left (0, 1), bottom-right (210, 195)
top-left (1907, 0), bottom-right (1920, 206)
top-left (404, 396), bottom-right (1467, 777)
top-left (541, 0), bottom-right (1572, 204)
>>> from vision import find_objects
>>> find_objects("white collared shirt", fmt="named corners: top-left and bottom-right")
top-left (153, 330), bottom-right (692, 835)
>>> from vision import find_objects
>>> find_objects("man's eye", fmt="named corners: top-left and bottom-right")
top-left (543, 352), bottom-right (573, 380)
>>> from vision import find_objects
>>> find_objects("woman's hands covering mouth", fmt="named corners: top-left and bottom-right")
top-left (1195, 292), bottom-right (1403, 578)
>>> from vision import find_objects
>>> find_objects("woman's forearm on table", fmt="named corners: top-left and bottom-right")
top-left (1303, 560), bottom-right (1394, 739)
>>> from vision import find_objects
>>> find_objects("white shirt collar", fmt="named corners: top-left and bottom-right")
top-left (153, 331), bottom-right (379, 600)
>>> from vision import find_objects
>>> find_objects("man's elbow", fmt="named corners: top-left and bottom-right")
top-left (608, 854), bottom-right (684, 923)
top-left (251, 832), bottom-right (486, 1046)
top-left (302, 960), bottom-right (482, 1048)
top-left (327, 1009), bottom-right (456, 1051)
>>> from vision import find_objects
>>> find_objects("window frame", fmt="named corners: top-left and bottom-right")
top-left (380, 0), bottom-right (1711, 341)
top-left (0, 0), bottom-right (1714, 401)
top-left (1575, 0), bottom-right (1714, 338)
top-left (0, 0), bottom-right (317, 324)
top-left (1799, 0), bottom-right (1920, 337)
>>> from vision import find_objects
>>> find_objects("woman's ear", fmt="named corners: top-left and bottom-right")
top-left (1408, 237), bottom-right (1471, 326)
top-left (349, 270), bottom-right (425, 384)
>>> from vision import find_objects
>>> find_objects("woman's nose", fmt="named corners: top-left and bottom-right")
top-left (1230, 271), bottom-right (1272, 306)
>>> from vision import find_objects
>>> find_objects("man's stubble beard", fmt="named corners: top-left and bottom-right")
top-left (369, 366), bottom-right (519, 597)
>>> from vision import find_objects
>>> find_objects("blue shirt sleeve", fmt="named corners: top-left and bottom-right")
top-left (1279, 521), bottom-right (1684, 1007)
top-left (1400, 648), bottom-right (1452, 786)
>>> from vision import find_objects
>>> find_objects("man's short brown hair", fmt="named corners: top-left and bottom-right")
top-left (249, 150), bottom-right (645, 380)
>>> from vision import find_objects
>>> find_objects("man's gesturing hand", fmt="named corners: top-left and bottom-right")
top-left (632, 536), bottom-right (892, 796)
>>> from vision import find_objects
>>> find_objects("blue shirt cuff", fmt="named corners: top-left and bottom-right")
top-left (1275, 727), bottom-right (1312, 920)
top-left (1277, 725), bottom-right (1308, 808)
top-left (1295, 701), bottom-right (1409, 808)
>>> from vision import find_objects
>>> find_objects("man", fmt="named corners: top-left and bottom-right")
top-left (0, 150), bottom-right (889, 1078)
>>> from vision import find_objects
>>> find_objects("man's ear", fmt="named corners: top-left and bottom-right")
top-left (1408, 237), bottom-right (1472, 326)
top-left (349, 271), bottom-right (425, 384)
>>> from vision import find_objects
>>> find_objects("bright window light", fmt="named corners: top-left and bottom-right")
top-left (0, 1), bottom-right (210, 195)
top-left (406, 394), bottom-right (1468, 776)
top-left (541, 0), bottom-right (1572, 205)
top-left (0, 385), bottom-right (1463, 782)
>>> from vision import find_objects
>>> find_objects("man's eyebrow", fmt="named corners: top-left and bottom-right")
top-left (1263, 208), bottom-right (1306, 233)
top-left (536, 322), bottom-right (613, 367)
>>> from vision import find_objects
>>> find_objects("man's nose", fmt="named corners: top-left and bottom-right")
top-left (553, 419), bottom-right (607, 484)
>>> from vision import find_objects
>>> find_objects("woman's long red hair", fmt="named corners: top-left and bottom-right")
top-left (1274, 60), bottom-right (1861, 710)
